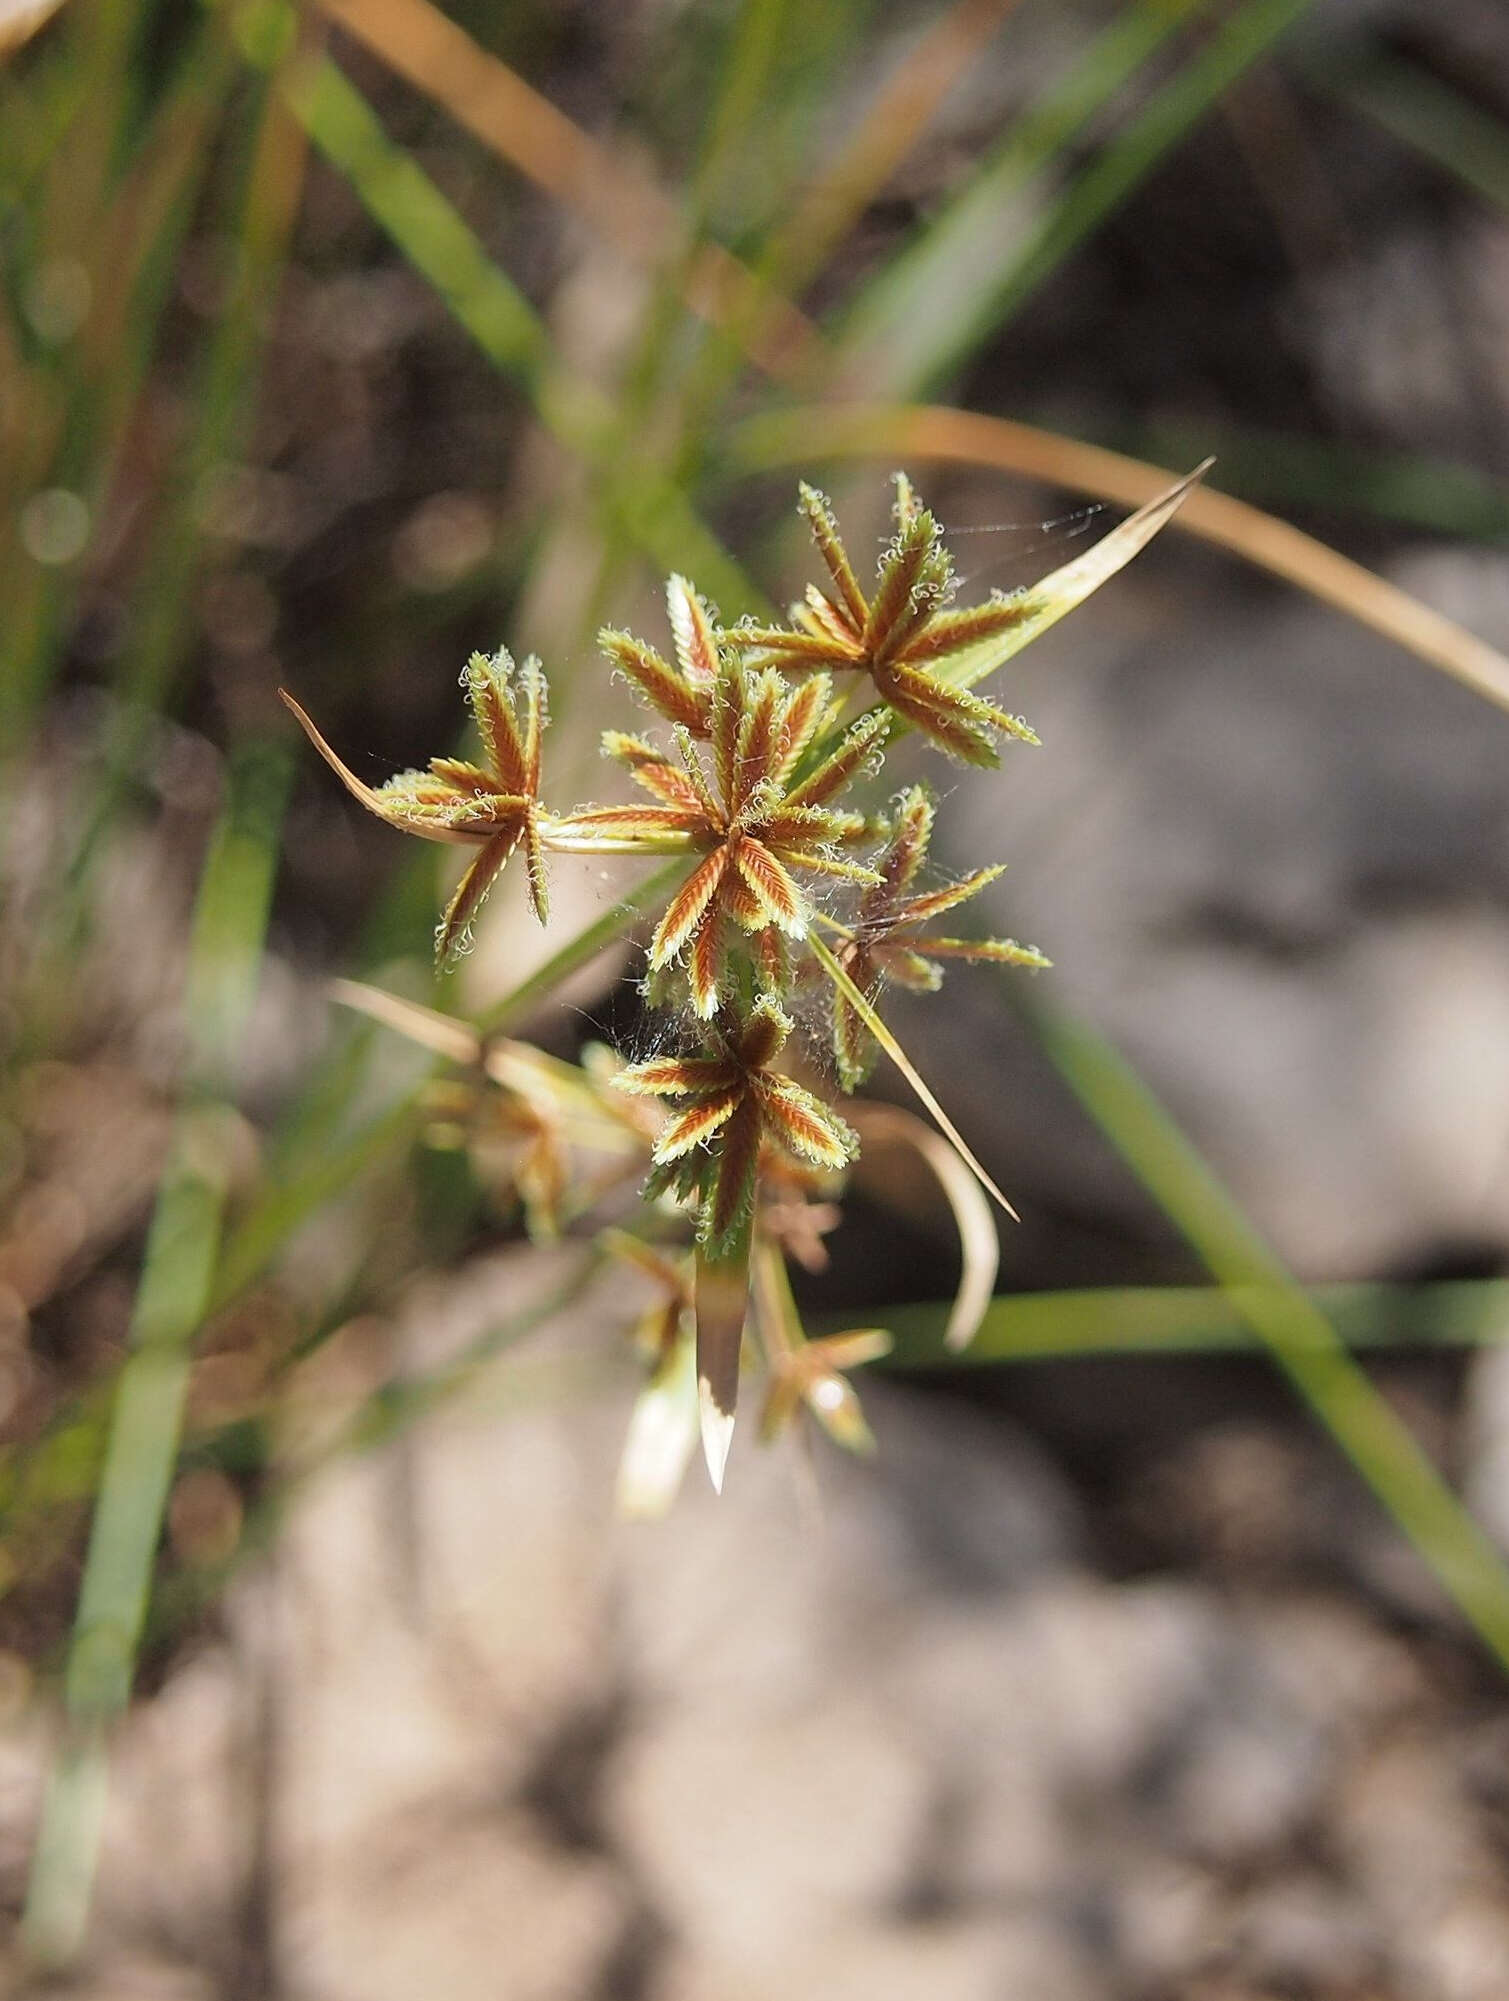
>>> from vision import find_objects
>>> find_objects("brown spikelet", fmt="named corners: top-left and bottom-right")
top-left (651, 848), bottom-right (729, 966)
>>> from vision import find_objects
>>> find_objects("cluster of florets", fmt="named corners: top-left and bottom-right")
top-left (284, 477), bottom-right (1051, 1488)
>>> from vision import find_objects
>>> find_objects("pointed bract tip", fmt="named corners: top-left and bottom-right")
top-left (698, 1375), bottom-right (736, 1493)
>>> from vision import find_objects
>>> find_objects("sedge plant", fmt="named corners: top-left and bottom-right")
top-left (284, 473), bottom-right (1187, 1494)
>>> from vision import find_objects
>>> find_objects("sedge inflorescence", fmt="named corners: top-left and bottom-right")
top-left (285, 472), bottom-right (1177, 1496)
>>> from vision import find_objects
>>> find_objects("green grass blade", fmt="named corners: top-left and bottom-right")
top-left (952, 0), bottom-right (1320, 378)
top-left (626, 0), bottom-right (868, 469)
top-left (280, 52), bottom-right (758, 615)
top-left (0, 18), bottom-right (241, 755)
top-left (52, 58), bottom-right (308, 912)
top-left (832, 0), bottom-right (1211, 395)
top-left (21, 742), bottom-right (290, 1971)
top-left (1024, 998), bottom-right (1509, 1674)
top-left (689, 0), bottom-right (798, 231)
top-left (880, 1277), bottom-right (1509, 1362)
top-left (839, 0), bottom-right (1319, 398)
top-left (1090, 416), bottom-right (1509, 544)
top-left (1304, 44), bottom-right (1509, 215)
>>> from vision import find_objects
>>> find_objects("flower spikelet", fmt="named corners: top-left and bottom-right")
top-left (742, 476), bottom-right (1041, 767)
top-left (280, 646), bottom-right (551, 964)
top-left (598, 574), bottom-right (726, 736)
top-left (831, 784), bottom-right (1050, 1089)
top-left (555, 653), bottom-right (884, 1018)
top-left (615, 998), bottom-right (857, 1254)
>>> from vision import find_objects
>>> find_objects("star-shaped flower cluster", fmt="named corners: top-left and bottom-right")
top-left (554, 644), bottom-right (885, 1016)
top-left (283, 466), bottom-right (1200, 1494)
top-left (615, 997), bottom-right (857, 1254)
top-left (740, 476), bottom-right (1041, 767)
top-left (282, 647), bottom-right (549, 962)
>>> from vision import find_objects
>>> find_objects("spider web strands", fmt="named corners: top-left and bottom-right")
top-left (1020, 997), bottom-right (1509, 1680)
top-left (730, 404), bottom-right (1509, 714)
top-left (934, 463), bottom-right (1212, 692)
top-left (807, 931), bottom-right (1018, 1224)
top-left (780, 461), bottom-right (1205, 773)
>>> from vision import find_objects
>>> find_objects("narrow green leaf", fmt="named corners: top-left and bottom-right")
top-left (1305, 43), bottom-right (1509, 216)
top-left (877, 1278), bottom-right (1509, 1363)
top-left (1026, 998), bottom-right (1509, 1676)
top-left (279, 54), bottom-right (759, 615)
top-left (23, 743), bottom-right (289, 1969)
top-left (833, 0), bottom-right (1213, 394)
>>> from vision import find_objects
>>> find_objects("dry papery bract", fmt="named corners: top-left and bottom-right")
top-left (285, 470), bottom-right (1197, 1500)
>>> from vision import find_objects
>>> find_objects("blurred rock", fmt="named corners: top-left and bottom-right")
top-left (8, 1301), bottom-right (1509, 2000)
top-left (651, 1916), bottom-right (1104, 2001)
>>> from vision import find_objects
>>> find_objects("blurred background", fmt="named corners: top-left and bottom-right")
top-left (5, 0), bottom-right (1509, 1994)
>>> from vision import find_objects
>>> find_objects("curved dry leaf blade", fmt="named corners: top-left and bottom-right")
top-left (853, 1103), bottom-right (999, 1350)
top-left (810, 931), bottom-right (1019, 1221)
top-left (280, 690), bottom-right (477, 844)
top-left (734, 404), bottom-right (1509, 716)
top-left (328, 979), bottom-right (482, 1066)
top-left (311, 0), bottom-right (818, 376)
